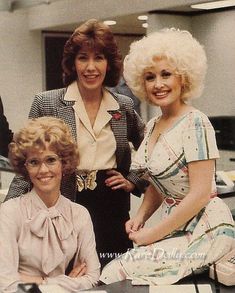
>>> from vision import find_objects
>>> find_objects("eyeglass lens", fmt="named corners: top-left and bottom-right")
top-left (26, 155), bottom-right (60, 168)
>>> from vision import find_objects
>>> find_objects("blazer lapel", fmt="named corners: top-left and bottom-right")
top-left (108, 108), bottom-right (127, 168)
top-left (75, 98), bottom-right (96, 139)
top-left (57, 94), bottom-right (77, 141)
top-left (93, 90), bottom-right (117, 136)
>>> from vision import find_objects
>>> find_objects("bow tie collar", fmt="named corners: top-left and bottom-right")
top-left (27, 205), bottom-right (73, 274)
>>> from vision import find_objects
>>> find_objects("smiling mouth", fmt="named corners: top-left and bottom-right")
top-left (84, 74), bottom-right (99, 80)
top-left (37, 177), bottom-right (53, 183)
top-left (153, 91), bottom-right (169, 98)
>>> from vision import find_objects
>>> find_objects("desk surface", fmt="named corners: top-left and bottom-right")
top-left (86, 273), bottom-right (235, 293)
top-left (218, 190), bottom-right (235, 198)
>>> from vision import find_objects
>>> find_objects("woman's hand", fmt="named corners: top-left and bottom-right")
top-left (125, 217), bottom-right (145, 234)
top-left (68, 262), bottom-right (87, 278)
top-left (129, 227), bottom-right (158, 246)
top-left (19, 263), bottom-right (87, 285)
top-left (19, 273), bottom-right (43, 285)
top-left (105, 169), bottom-right (135, 192)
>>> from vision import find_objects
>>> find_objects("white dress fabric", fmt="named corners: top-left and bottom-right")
top-left (0, 189), bottom-right (100, 292)
top-left (100, 110), bottom-right (235, 285)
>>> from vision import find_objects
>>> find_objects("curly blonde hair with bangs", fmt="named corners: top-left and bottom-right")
top-left (123, 28), bottom-right (207, 102)
top-left (9, 117), bottom-right (79, 178)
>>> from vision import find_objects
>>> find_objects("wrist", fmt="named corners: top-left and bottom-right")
top-left (135, 212), bottom-right (145, 223)
top-left (127, 181), bottom-right (135, 192)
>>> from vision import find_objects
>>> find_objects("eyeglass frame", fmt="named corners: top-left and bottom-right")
top-left (24, 154), bottom-right (62, 170)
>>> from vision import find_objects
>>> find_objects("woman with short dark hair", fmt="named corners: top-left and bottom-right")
top-left (62, 18), bottom-right (122, 87)
top-left (6, 19), bottom-right (147, 267)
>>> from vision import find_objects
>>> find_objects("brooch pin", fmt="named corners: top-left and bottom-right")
top-left (76, 170), bottom-right (98, 192)
top-left (112, 111), bottom-right (122, 120)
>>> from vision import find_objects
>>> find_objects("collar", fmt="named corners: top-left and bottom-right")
top-left (64, 81), bottom-right (119, 111)
top-left (29, 188), bottom-right (62, 210)
top-left (25, 189), bottom-right (73, 274)
top-left (102, 88), bottom-right (119, 111)
top-left (64, 81), bottom-right (79, 102)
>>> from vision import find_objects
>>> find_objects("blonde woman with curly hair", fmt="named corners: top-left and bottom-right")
top-left (5, 19), bottom-right (147, 268)
top-left (0, 117), bottom-right (100, 292)
top-left (100, 28), bottom-right (234, 285)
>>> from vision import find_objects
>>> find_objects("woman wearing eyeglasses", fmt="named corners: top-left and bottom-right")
top-left (0, 117), bottom-right (100, 292)
top-left (5, 19), bottom-right (147, 267)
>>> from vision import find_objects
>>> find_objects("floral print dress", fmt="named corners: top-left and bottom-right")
top-left (100, 110), bottom-right (235, 285)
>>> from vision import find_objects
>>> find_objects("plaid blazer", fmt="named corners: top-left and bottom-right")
top-left (6, 88), bottom-right (148, 202)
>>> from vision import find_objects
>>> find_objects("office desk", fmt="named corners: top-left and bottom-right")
top-left (86, 273), bottom-right (235, 293)
top-left (219, 190), bottom-right (235, 199)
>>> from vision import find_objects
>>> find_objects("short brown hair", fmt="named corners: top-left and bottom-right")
top-left (62, 19), bottom-right (122, 87)
top-left (9, 117), bottom-right (79, 178)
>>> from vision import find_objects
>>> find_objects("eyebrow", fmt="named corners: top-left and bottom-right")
top-left (77, 51), bottom-right (104, 55)
top-left (77, 52), bottom-right (87, 55)
top-left (144, 68), bottom-right (173, 73)
top-left (143, 71), bottom-right (154, 74)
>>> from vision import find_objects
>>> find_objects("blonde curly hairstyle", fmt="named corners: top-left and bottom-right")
top-left (9, 117), bottom-right (79, 178)
top-left (123, 28), bottom-right (207, 102)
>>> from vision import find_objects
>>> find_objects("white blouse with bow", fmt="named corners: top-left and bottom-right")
top-left (0, 189), bottom-right (100, 292)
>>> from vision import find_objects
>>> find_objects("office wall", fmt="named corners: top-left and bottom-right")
top-left (146, 10), bottom-right (235, 120)
top-left (0, 10), bottom-right (42, 132)
top-left (1, 9), bottom-right (235, 131)
top-left (0, 13), bottom-right (143, 133)
top-left (192, 10), bottom-right (235, 116)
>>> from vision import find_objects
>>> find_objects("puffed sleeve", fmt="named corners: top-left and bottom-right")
top-left (44, 206), bottom-right (100, 292)
top-left (0, 200), bottom-right (21, 292)
top-left (182, 112), bottom-right (219, 163)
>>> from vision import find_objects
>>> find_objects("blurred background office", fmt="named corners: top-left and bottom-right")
top-left (0, 0), bottom-right (234, 215)
top-left (0, 96), bottom-right (13, 158)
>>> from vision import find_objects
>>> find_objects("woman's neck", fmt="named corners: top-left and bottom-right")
top-left (160, 101), bottom-right (193, 120)
top-left (77, 82), bottom-right (103, 103)
top-left (35, 189), bottom-right (60, 208)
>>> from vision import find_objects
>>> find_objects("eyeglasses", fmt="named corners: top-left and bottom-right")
top-left (25, 154), bottom-right (61, 170)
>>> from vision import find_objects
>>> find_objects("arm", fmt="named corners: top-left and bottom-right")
top-left (126, 183), bottom-right (164, 234)
top-left (126, 169), bottom-right (150, 196)
top-left (19, 262), bottom-right (87, 285)
top-left (43, 208), bottom-right (100, 292)
top-left (127, 107), bottom-right (145, 151)
top-left (5, 175), bottom-right (31, 201)
top-left (126, 102), bottom-right (150, 195)
top-left (105, 169), bottom-right (135, 192)
top-left (28, 89), bottom-right (67, 119)
top-left (104, 97), bottom-right (149, 194)
top-left (0, 202), bottom-right (21, 292)
top-left (113, 97), bottom-right (149, 195)
top-left (28, 94), bottom-right (44, 119)
top-left (129, 159), bottom-right (214, 246)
